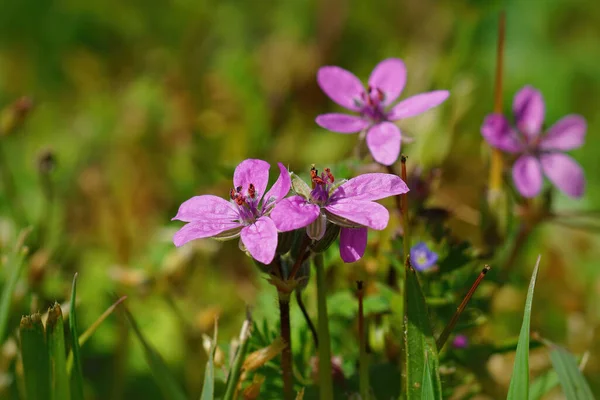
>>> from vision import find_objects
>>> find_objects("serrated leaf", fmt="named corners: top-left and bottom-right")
top-left (123, 307), bottom-right (187, 400)
top-left (46, 303), bottom-right (70, 400)
top-left (404, 264), bottom-right (442, 399)
top-left (69, 274), bottom-right (84, 400)
top-left (20, 313), bottom-right (50, 400)
top-left (549, 346), bottom-right (594, 400)
top-left (200, 321), bottom-right (218, 400)
top-left (507, 255), bottom-right (541, 400)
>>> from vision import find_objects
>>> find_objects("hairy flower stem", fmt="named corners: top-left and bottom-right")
top-left (436, 265), bottom-right (491, 350)
top-left (314, 253), bottom-right (334, 400)
top-left (400, 156), bottom-right (411, 260)
top-left (357, 281), bottom-right (369, 400)
top-left (488, 11), bottom-right (506, 200)
top-left (385, 164), bottom-right (404, 225)
top-left (278, 294), bottom-right (294, 400)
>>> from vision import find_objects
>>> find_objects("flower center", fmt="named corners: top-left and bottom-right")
top-left (355, 85), bottom-right (387, 123)
top-left (230, 183), bottom-right (261, 224)
top-left (309, 166), bottom-right (335, 206)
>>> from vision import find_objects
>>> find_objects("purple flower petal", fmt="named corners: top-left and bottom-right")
top-left (317, 66), bottom-right (364, 111)
top-left (234, 159), bottom-right (270, 199)
top-left (173, 221), bottom-right (242, 247)
top-left (270, 195), bottom-right (320, 232)
top-left (387, 90), bottom-right (449, 120)
top-left (540, 153), bottom-right (585, 198)
top-left (172, 195), bottom-right (239, 223)
top-left (325, 199), bottom-right (389, 230)
top-left (513, 85), bottom-right (544, 138)
top-left (241, 216), bottom-right (278, 264)
top-left (315, 113), bottom-right (370, 133)
top-left (365, 122), bottom-right (401, 166)
top-left (512, 155), bottom-right (543, 198)
top-left (540, 115), bottom-right (587, 151)
top-left (339, 227), bottom-right (368, 263)
top-left (368, 58), bottom-right (407, 105)
top-left (333, 173), bottom-right (408, 202)
top-left (481, 114), bottom-right (522, 153)
top-left (263, 162), bottom-right (291, 206)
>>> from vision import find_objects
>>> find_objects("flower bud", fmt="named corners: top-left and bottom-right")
top-left (294, 259), bottom-right (311, 291)
top-left (310, 222), bottom-right (340, 253)
top-left (306, 213), bottom-right (326, 241)
top-left (276, 230), bottom-right (296, 255)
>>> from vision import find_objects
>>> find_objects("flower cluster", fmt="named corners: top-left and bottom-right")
top-left (173, 59), bottom-right (588, 268)
top-left (173, 160), bottom-right (408, 264)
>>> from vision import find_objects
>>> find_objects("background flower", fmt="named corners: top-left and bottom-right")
top-left (316, 58), bottom-right (449, 165)
top-left (482, 85), bottom-right (586, 198)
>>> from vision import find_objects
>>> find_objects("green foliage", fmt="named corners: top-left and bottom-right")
top-left (20, 313), bottom-right (50, 400)
top-left (46, 303), bottom-right (70, 400)
top-left (0, 230), bottom-right (29, 342)
top-left (507, 256), bottom-right (541, 400)
top-left (200, 322), bottom-right (218, 400)
top-left (124, 307), bottom-right (187, 400)
top-left (549, 346), bottom-right (594, 400)
top-left (69, 275), bottom-right (85, 400)
top-left (404, 263), bottom-right (442, 400)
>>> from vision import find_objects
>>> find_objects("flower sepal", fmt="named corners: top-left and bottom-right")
top-left (291, 172), bottom-right (312, 199)
top-left (212, 227), bottom-right (243, 241)
top-left (310, 222), bottom-right (340, 253)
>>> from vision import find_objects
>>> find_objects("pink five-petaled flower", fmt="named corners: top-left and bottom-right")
top-left (172, 159), bottom-right (291, 265)
top-left (269, 167), bottom-right (409, 263)
top-left (315, 58), bottom-right (450, 166)
top-left (482, 85), bottom-right (587, 198)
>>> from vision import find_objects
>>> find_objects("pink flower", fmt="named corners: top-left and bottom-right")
top-left (270, 167), bottom-right (409, 263)
top-left (482, 85), bottom-right (586, 198)
top-left (172, 159), bottom-right (291, 264)
top-left (315, 58), bottom-right (450, 165)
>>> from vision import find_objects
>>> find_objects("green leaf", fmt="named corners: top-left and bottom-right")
top-left (69, 274), bottom-right (85, 400)
top-left (0, 229), bottom-right (30, 342)
top-left (200, 321), bottom-right (218, 400)
top-left (421, 357), bottom-right (436, 400)
top-left (404, 264), bottom-right (442, 400)
top-left (507, 255), bottom-right (541, 400)
top-left (549, 346), bottom-right (594, 400)
top-left (529, 368), bottom-right (559, 400)
top-left (20, 313), bottom-right (50, 400)
top-left (224, 314), bottom-right (252, 400)
top-left (123, 306), bottom-right (187, 400)
top-left (46, 303), bottom-right (70, 400)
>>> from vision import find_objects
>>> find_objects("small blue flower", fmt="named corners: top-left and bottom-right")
top-left (410, 242), bottom-right (438, 271)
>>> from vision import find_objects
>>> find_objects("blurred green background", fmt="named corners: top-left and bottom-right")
top-left (1, 0), bottom-right (599, 398)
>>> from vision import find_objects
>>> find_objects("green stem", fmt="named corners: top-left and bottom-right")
top-left (224, 313), bottom-right (252, 400)
top-left (357, 282), bottom-right (369, 400)
top-left (279, 294), bottom-right (294, 400)
top-left (314, 253), bottom-right (334, 400)
top-left (400, 155), bottom-right (411, 262)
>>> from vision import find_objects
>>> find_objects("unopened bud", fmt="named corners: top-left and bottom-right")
top-left (276, 230), bottom-right (296, 255)
top-left (310, 222), bottom-right (340, 253)
top-left (306, 213), bottom-right (326, 241)
top-left (295, 259), bottom-right (311, 291)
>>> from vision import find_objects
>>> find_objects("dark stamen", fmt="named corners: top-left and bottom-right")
top-left (248, 183), bottom-right (256, 198)
top-left (325, 168), bottom-right (334, 183)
